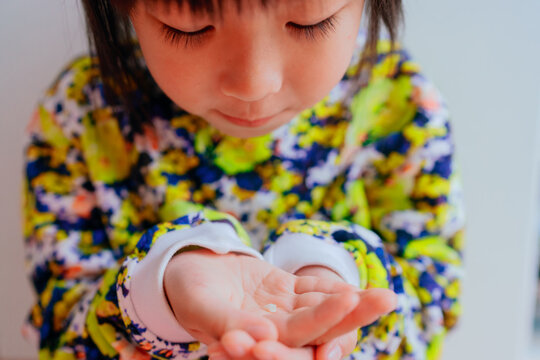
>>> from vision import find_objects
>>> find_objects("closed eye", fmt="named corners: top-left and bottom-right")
top-left (160, 24), bottom-right (214, 48)
top-left (160, 14), bottom-right (339, 49)
top-left (287, 15), bottom-right (339, 41)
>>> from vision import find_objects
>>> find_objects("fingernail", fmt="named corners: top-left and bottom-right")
top-left (226, 344), bottom-right (245, 357)
top-left (327, 345), bottom-right (342, 360)
top-left (245, 325), bottom-right (269, 339)
top-left (253, 347), bottom-right (274, 360)
top-left (382, 294), bottom-right (399, 315)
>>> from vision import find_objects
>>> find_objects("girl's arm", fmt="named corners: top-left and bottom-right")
top-left (22, 57), bottom-right (262, 359)
top-left (262, 44), bottom-right (465, 359)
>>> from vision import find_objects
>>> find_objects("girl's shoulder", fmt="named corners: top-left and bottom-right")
top-left (29, 53), bottom-right (127, 148)
top-left (301, 36), bottom-right (447, 141)
top-left (345, 38), bottom-right (449, 147)
top-left (43, 54), bottom-right (105, 108)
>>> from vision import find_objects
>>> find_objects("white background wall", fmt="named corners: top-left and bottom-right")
top-left (402, 1), bottom-right (540, 359)
top-left (0, 1), bottom-right (88, 359)
top-left (1, 1), bottom-right (539, 359)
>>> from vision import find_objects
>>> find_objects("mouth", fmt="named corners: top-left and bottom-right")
top-left (217, 111), bottom-right (278, 128)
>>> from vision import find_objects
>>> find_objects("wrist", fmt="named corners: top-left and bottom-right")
top-left (164, 249), bottom-right (255, 304)
top-left (163, 248), bottom-right (215, 307)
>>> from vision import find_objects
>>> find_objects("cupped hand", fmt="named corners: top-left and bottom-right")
top-left (163, 249), bottom-right (366, 347)
top-left (208, 265), bottom-right (398, 360)
top-left (164, 249), bottom-right (399, 359)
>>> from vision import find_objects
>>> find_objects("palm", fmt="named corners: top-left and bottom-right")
top-left (164, 249), bottom-right (360, 347)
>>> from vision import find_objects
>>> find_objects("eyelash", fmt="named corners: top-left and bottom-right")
top-left (160, 15), bottom-right (338, 49)
top-left (160, 25), bottom-right (212, 49)
top-left (288, 15), bottom-right (338, 41)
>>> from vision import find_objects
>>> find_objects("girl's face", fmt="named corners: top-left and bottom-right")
top-left (130, 0), bottom-right (365, 138)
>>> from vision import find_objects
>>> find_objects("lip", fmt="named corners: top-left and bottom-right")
top-left (218, 111), bottom-right (278, 128)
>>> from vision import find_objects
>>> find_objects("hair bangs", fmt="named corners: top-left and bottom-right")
top-left (112, 0), bottom-right (274, 18)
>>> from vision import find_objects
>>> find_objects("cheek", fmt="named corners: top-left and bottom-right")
top-left (294, 10), bottom-right (361, 107)
top-left (132, 19), bottom-right (214, 114)
top-left (288, 36), bottom-right (357, 108)
top-left (155, 58), bottom-right (201, 103)
top-left (142, 46), bottom-right (213, 113)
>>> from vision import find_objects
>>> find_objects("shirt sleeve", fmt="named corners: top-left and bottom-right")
top-left (261, 44), bottom-right (466, 359)
top-left (23, 57), bottom-right (260, 359)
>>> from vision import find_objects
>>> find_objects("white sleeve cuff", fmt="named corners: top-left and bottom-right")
top-left (263, 233), bottom-right (360, 287)
top-left (127, 222), bottom-right (262, 343)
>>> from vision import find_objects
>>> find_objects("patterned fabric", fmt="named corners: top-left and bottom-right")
top-left (23, 33), bottom-right (465, 360)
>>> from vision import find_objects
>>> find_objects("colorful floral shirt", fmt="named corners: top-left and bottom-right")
top-left (23, 32), bottom-right (466, 360)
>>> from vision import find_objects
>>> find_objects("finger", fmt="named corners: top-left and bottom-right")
top-left (224, 309), bottom-right (278, 342)
top-left (316, 331), bottom-right (358, 360)
top-left (294, 292), bottom-right (329, 309)
top-left (208, 341), bottom-right (233, 360)
top-left (221, 330), bottom-right (257, 358)
top-left (294, 275), bottom-right (358, 295)
top-left (273, 291), bottom-right (358, 347)
top-left (252, 340), bottom-right (314, 360)
top-left (209, 353), bottom-right (232, 360)
top-left (310, 288), bottom-right (398, 345)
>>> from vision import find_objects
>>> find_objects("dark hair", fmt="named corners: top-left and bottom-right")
top-left (81, 0), bottom-right (403, 129)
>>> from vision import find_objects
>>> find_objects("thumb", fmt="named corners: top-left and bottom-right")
top-left (309, 288), bottom-right (398, 345)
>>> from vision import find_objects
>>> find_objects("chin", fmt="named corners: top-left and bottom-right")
top-left (206, 111), bottom-right (296, 139)
top-left (210, 121), bottom-right (279, 138)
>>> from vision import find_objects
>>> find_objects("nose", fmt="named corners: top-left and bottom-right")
top-left (219, 33), bottom-right (283, 103)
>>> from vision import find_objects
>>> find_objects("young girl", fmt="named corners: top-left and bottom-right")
top-left (22, 0), bottom-right (465, 359)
